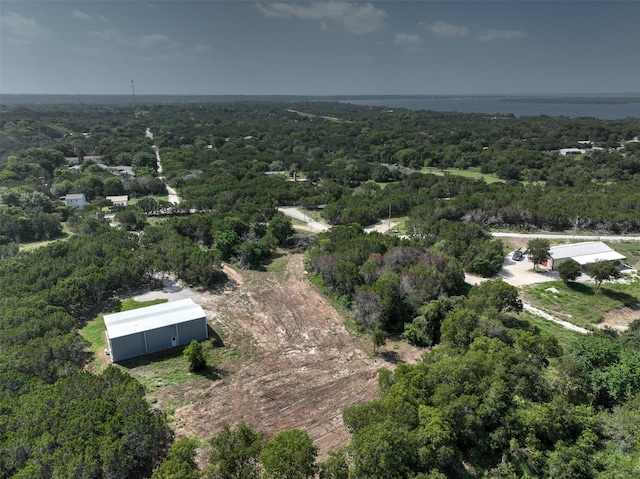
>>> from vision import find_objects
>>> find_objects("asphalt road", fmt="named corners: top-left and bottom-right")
top-left (492, 232), bottom-right (640, 241)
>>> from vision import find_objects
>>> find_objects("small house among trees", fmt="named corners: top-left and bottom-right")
top-left (106, 195), bottom-right (129, 208)
top-left (547, 241), bottom-right (625, 271)
top-left (104, 298), bottom-right (208, 362)
top-left (61, 193), bottom-right (87, 209)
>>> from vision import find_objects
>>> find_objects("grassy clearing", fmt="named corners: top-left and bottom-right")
top-left (420, 167), bottom-right (505, 184)
top-left (265, 253), bottom-right (289, 276)
top-left (517, 310), bottom-right (584, 350)
top-left (521, 276), bottom-right (640, 328)
top-left (607, 241), bottom-right (640, 269)
top-left (126, 324), bottom-right (257, 410)
top-left (82, 316), bottom-right (107, 356)
top-left (19, 223), bottom-right (74, 251)
top-left (108, 297), bottom-right (168, 313)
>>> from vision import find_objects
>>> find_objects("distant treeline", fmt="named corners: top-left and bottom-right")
top-left (501, 96), bottom-right (640, 105)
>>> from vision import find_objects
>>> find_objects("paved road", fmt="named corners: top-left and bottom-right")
top-left (278, 207), bottom-right (330, 233)
top-left (492, 232), bottom-right (640, 241)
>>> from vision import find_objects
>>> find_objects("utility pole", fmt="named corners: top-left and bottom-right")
top-left (131, 80), bottom-right (136, 104)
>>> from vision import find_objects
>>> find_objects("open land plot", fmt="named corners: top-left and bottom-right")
top-left (122, 253), bottom-right (422, 466)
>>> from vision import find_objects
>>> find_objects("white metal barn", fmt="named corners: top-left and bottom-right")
top-left (547, 241), bottom-right (625, 271)
top-left (104, 298), bottom-right (208, 362)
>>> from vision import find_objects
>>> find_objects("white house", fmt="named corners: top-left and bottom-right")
top-left (106, 195), bottom-right (129, 208)
top-left (61, 193), bottom-right (87, 209)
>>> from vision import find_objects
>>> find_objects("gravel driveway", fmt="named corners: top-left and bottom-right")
top-left (466, 254), bottom-right (560, 287)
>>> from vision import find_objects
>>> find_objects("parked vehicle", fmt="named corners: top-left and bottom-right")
top-left (512, 250), bottom-right (524, 261)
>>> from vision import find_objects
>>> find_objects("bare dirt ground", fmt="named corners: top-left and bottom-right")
top-left (597, 304), bottom-right (640, 332)
top-left (135, 254), bottom-right (423, 466)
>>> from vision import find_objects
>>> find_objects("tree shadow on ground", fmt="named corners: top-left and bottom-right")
top-left (194, 363), bottom-right (223, 380)
top-left (567, 281), bottom-right (595, 295)
top-left (601, 288), bottom-right (640, 307)
top-left (208, 325), bottom-right (225, 347)
top-left (379, 350), bottom-right (403, 364)
top-left (567, 281), bottom-right (639, 307)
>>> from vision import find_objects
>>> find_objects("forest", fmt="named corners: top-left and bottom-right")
top-left (0, 99), bottom-right (639, 478)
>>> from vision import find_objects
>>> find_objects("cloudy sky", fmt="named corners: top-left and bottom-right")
top-left (1, 1), bottom-right (638, 95)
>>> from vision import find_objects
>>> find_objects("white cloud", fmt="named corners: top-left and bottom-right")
top-left (395, 33), bottom-right (422, 46)
top-left (73, 46), bottom-right (118, 58)
top-left (88, 29), bottom-right (177, 48)
top-left (71, 9), bottom-right (93, 21)
top-left (0, 11), bottom-right (51, 44)
top-left (477, 29), bottom-right (527, 42)
top-left (193, 44), bottom-right (213, 54)
top-left (255, 1), bottom-right (387, 35)
top-left (421, 20), bottom-right (469, 38)
top-left (395, 33), bottom-right (423, 52)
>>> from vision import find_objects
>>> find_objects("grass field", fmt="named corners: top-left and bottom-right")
top-left (420, 167), bottom-right (505, 184)
top-left (522, 276), bottom-right (640, 329)
top-left (608, 241), bottom-right (640, 269)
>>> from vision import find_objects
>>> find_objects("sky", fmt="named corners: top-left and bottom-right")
top-left (1, 1), bottom-right (639, 96)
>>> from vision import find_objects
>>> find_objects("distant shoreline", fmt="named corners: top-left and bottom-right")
top-left (1, 93), bottom-right (638, 106)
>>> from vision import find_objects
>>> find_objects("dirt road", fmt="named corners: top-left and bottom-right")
top-left (147, 128), bottom-right (180, 204)
top-left (138, 254), bottom-right (422, 463)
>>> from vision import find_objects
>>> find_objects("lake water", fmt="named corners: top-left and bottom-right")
top-left (341, 97), bottom-right (640, 120)
top-left (3, 94), bottom-right (638, 120)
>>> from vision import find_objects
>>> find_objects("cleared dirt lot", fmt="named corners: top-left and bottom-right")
top-left (134, 254), bottom-right (422, 464)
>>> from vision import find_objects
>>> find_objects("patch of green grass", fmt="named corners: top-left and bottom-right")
top-left (607, 241), bottom-right (640, 269)
top-left (19, 224), bottom-right (74, 252)
top-left (81, 316), bottom-right (107, 354)
top-left (266, 254), bottom-right (288, 275)
top-left (517, 310), bottom-right (584, 350)
top-left (103, 297), bottom-right (168, 314)
top-left (125, 341), bottom-right (221, 395)
top-left (522, 277), bottom-right (640, 328)
top-left (420, 167), bottom-right (505, 184)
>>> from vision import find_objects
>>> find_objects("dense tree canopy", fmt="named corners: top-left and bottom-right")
top-left (2, 100), bottom-right (639, 478)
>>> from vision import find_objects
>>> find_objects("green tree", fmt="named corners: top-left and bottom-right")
top-left (467, 278), bottom-right (523, 313)
top-left (206, 422), bottom-right (263, 479)
top-left (557, 258), bottom-right (582, 284)
top-left (267, 212), bottom-right (294, 245)
top-left (183, 340), bottom-right (206, 372)
top-left (213, 230), bottom-right (241, 261)
top-left (524, 238), bottom-right (551, 271)
top-left (260, 429), bottom-right (318, 479)
top-left (350, 420), bottom-right (417, 479)
top-left (319, 449), bottom-right (349, 479)
top-left (372, 328), bottom-right (388, 355)
top-left (151, 437), bottom-right (200, 479)
top-left (114, 206), bottom-right (147, 231)
top-left (588, 260), bottom-right (621, 292)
